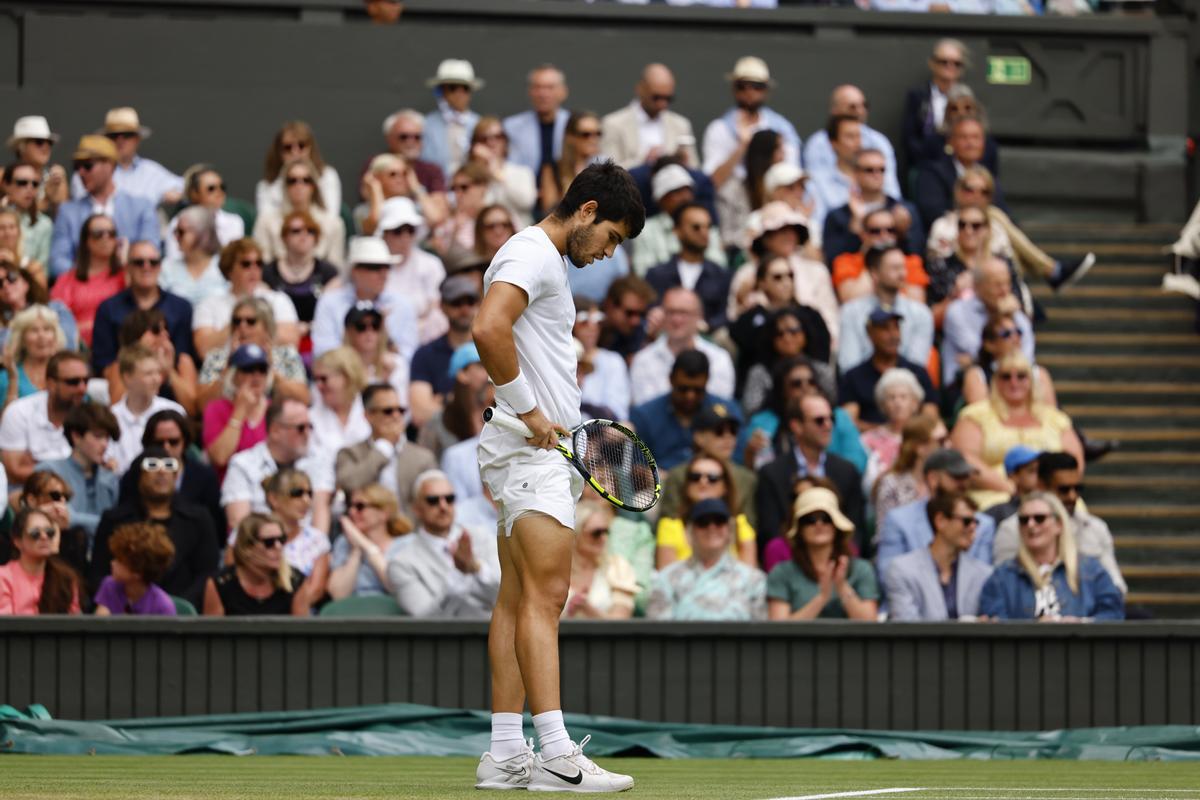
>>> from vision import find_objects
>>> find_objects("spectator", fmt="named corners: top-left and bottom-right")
top-left (255, 121), bottom-right (341, 220)
top-left (876, 448), bottom-right (996, 580)
top-left (0, 207), bottom-right (45, 284)
top-left (386, 469), bottom-right (499, 618)
top-left (253, 157), bottom-right (346, 270)
top-left (645, 203), bottom-right (730, 333)
top-left (2, 162), bottom-right (53, 268)
top-left (201, 343), bottom-right (270, 474)
top-left (466, 117), bottom-right (537, 229)
top-left (196, 296), bottom-right (308, 410)
top-left (601, 63), bottom-right (698, 170)
top-left (312, 237), bottom-right (418, 361)
top-left (979, 492), bottom-right (1123, 621)
top-left (902, 38), bottom-right (968, 170)
top-left (365, 0), bottom-right (403, 23)
top-left (204, 512), bottom-right (297, 616)
top-left (630, 287), bottom-right (734, 405)
top-left (538, 110), bottom-right (604, 217)
top-left (806, 114), bottom-right (866, 222)
top-left (335, 383), bottom-right (437, 513)
top-left (883, 491), bottom-right (993, 621)
top-left (872, 413), bottom-right (948, 542)
top-left (11, 471), bottom-right (85, 574)
top-left (992, 452), bottom-right (1126, 595)
top-left (342, 301), bottom-right (410, 403)
top-left (407, 274), bottom-right (480, 427)
top-left (262, 468), bottom-right (329, 615)
top-left (960, 312), bottom-right (1056, 407)
top-left (160, 206), bottom-right (229, 309)
top-left (838, 247), bottom-right (935, 374)
top-left (714, 128), bottom-right (781, 252)
top-left (763, 163), bottom-right (823, 241)
top-left (372, 201), bottom-right (447, 339)
top-left (731, 203), bottom-right (838, 345)
top-left (108, 344), bottom-right (186, 473)
top-left (630, 349), bottom-right (741, 471)
top-left (952, 351), bottom-right (1083, 510)
top-left (941, 257), bottom-right (1034, 386)
top-left (923, 84), bottom-right (1001, 176)
top-left (657, 401), bottom-right (757, 523)
top-left (0, 304), bottom-right (70, 406)
top-left (261, 209), bottom-right (340, 329)
top-left (417, 343), bottom-right (491, 461)
top-left (433, 163), bottom-right (492, 272)
top-left (573, 296), bottom-right (631, 421)
top-left (357, 153), bottom-right (441, 236)
top-left (470, 204), bottom-right (517, 273)
top-left (6, 116), bottom-right (67, 219)
top-left (655, 449), bottom-right (757, 569)
top-left (92, 522), bottom-right (177, 616)
top-left (91, 446), bottom-right (220, 608)
top-left (766, 487), bottom-right (878, 620)
top-left (925, 203), bottom-right (990, 323)
top-left (756, 394), bottom-right (866, 553)
top-left (503, 64), bottom-right (570, 177)
top-left (634, 167), bottom-right (727, 276)
top-left (68, 107), bottom-right (181, 206)
top-left (0, 351), bottom-right (88, 487)
top-left (702, 57), bottom-right (800, 198)
top-left (804, 85), bottom-right (901, 200)
top-left (983, 444), bottom-right (1042, 526)
top-left (831, 209), bottom-right (929, 307)
top-left (310, 347), bottom-right (370, 458)
top-left (0, 508), bottom-right (81, 615)
top-left (421, 59), bottom-right (483, 178)
top-left (599, 275), bottom-right (655, 361)
top-left (739, 306), bottom-right (834, 417)
top-left (646, 498), bottom-right (766, 621)
top-left (915, 116), bottom-right (1006, 230)
top-left (0, 265), bottom-right (78, 353)
top-left (115, 409), bottom-right (224, 539)
top-left (34, 402), bottom-right (119, 541)
top-left (328, 483), bottom-right (413, 599)
top-left (857, 368), bottom-right (931, 492)
top-left (565, 500), bottom-right (638, 620)
top-left (165, 165), bottom-right (245, 260)
top-left (839, 308), bottom-right (938, 426)
top-left (380, 109), bottom-right (450, 222)
top-left (49, 135), bottom-right (158, 278)
top-left (221, 396), bottom-right (333, 533)
top-left (49, 213), bottom-right (127, 347)
top-left (823, 149), bottom-right (923, 267)
top-left (193, 238), bottom-right (300, 359)
top-left (440, 421), bottom-right (484, 504)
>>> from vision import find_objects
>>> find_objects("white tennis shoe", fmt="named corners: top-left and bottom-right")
top-left (475, 738), bottom-right (535, 790)
top-left (527, 735), bottom-right (634, 793)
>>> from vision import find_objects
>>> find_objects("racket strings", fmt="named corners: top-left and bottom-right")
top-left (574, 421), bottom-right (658, 510)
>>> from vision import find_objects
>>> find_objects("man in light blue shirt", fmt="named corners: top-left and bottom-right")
top-left (70, 108), bottom-right (182, 207)
top-left (807, 115), bottom-right (861, 217)
top-left (311, 237), bottom-right (418, 361)
top-left (838, 245), bottom-right (934, 372)
top-left (803, 85), bottom-right (901, 200)
top-left (421, 59), bottom-right (483, 177)
top-left (941, 256), bottom-right (1035, 385)
top-left (36, 403), bottom-right (121, 546)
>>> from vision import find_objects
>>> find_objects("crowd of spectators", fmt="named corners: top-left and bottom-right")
top-left (0, 39), bottom-right (1126, 623)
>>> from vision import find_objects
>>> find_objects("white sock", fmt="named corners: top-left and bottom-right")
top-left (490, 712), bottom-right (526, 760)
top-left (532, 709), bottom-right (573, 759)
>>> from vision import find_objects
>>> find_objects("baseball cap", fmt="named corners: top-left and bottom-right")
top-left (1004, 445), bottom-right (1042, 475)
top-left (923, 448), bottom-right (975, 478)
top-left (447, 342), bottom-right (481, 379)
top-left (230, 343), bottom-right (268, 370)
top-left (764, 162), bottom-right (806, 195)
top-left (651, 164), bottom-right (694, 203)
top-left (688, 497), bottom-right (732, 524)
top-left (693, 403), bottom-right (740, 433)
top-left (344, 300), bottom-right (383, 329)
top-left (441, 274), bottom-right (480, 303)
top-left (868, 306), bottom-right (904, 326)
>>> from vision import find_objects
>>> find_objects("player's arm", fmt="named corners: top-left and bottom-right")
top-left (472, 281), bottom-right (567, 450)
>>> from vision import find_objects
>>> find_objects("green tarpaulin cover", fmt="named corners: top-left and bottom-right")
top-left (3, 703), bottom-right (1200, 761)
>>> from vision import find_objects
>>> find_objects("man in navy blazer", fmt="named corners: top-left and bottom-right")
top-left (503, 64), bottom-right (570, 175)
top-left (901, 38), bottom-right (969, 169)
top-left (884, 491), bottom-right (993, 621)
top-left (645, 203), bottom-right (730, 332)
top-left (913, 116), bottom-right (1006, 230)
top-left (50, 135), bottom-right (159, 278)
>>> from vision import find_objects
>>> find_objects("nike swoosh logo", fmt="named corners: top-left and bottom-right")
top-left (544, 767), bottom-right (583, 785)
top-left (498, 764), bottom-right (530, 777)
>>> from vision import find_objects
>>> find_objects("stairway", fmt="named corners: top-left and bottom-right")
top-left (1026, 222), bottom-right (1200, 619)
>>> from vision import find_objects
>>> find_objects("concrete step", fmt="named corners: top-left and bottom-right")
top-left (1088, 453), bottom-right (1200, 474)
top-left (1039, 332), bottom-right (1199, 350)
top-left (1124, 593), bottom-right (1200, 619)
top-left (1065, 405), bottom-right (1200, 419)
top-left (1036, 308), bottom-right (1194, 331)
top-left (1023, 222), bottom-right (1178, 243)
top-left (1046, 242), bottom-right (1169, 261)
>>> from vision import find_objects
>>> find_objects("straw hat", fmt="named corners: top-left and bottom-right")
top-left (98, 107), bottom-right (152, 139)
top-left (726, 56), bottom-right (774, 86)
top-left (426, 59), bottom-right (484, 91)
top-left (787, 487), bottom-right (855, 539)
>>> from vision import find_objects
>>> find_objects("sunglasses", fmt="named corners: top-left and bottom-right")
top-left (649, 93), bottom-right (674, 104)
top-left (286, 226), bottom-right (317, 236)
top-left (353, 319), bottom-right (382, 332)
top-left (989, 328), bottom-right (1021, 341)
top-left (129, 257), bottom-right (162, 268)
top-left (423, 493), bottom-right (456, 506)
top-left (797, 512), bottom-right (833, 527)
top-left (1055, 483), bottom-right (1084, 495)
top-left (441, 83), bottom-right (471, 93)
top-left (370, 405), bottom-right (405, 417)
top-left (684, 222), bottom-right (711, 233)
top-left (153, 437), bottom-right (183, 448)
top-left (238, 259), bottom-right (263, 269)
top-left (865, 226), bottom-right (897, 236)
top-left (11, 178), bottom-right (40, 188)
top-left (107, 131), bottom-right (138, 140)
top-left (280, 141), bottom-right (309, 152)
top-left (586, 527), bottom-right (609, 539)
top-left (692, 515), bottom-right (729, 528)
top-left (25, 526), bottom-right (58, 541)
top-left (767, 272), bottom-right (792, 282)
top-left (288, 487), bottom-right (313, 499)
top-left (349, 501), bottom-right (379, 513)
top-left (1, 273), bottom-right (20, 286)
top-left (483, 221), bottom-right (513, 231)
top-left (958, 220), bottom-right (988, 232)
top-left (393, 132), bottom-right (422, 141)
top-left (710, 424), bottom-right (738, 437)
top-left (446, 297), bottom-right (478, 309)
top-left (934, 57), bottom-right (965, 68)
top-left (89, 228), bottom-right (117, 240)
top-left (451, 182), bottom-right (477, 192)
top-left (282, 422), bottom-right (313, 433)
top-left (43, 490), bottom-right (69, 503)
top-left (142, 457), bottom-right (181, 473)
top-left (857, 166), bottom-right (886, 174)
top-left (1018, 513), bottom-right (1051, 527)
top-left (75, 161), bottom-right (101, 172)
top-left (384, 224), bottom-right (416, 236)
top-left (55, 376), bottom-right (88, 386)
top-left (620, 306), bottom-right (645, 319)
top-left (202, 182), bottom-right (225, 194)
top-left (25, 139), bottom-right (53, 147)
top-left (574, 130), bottom-right (601, 140)
top-left (686, 471), bottom-right (724, 484)
top-left (809, 415), bottom-right (833, 427)
top-left (231, 316), bottom-right (259, 328)
top-left (997, 371), bottom-right (1030, 382)
top-left (950, 514), bottom-right (979, 528)
top-left (734, 80), bottom-right (768, 91)
top-left (257, 536), bottom-right (286, 549)
top-left (285, 176), bottom-right (315, 186)
top-left (788, 376), bottom-right (816, 389)
top-left (961, 184), bottom-right (991, 195)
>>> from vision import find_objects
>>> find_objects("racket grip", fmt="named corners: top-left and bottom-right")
top-left (483, 407), bottom-right (534, 438)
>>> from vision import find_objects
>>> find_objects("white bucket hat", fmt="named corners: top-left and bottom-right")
top-left (426, 59), bottom-right (484, 91)
top-left (348, 236), bottom-right (400, 266)
top-left (7, 116), bottom-right (59, 149)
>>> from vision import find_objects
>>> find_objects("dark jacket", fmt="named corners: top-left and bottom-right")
top-left (901, 84), bottom-right (1000, 174)
top-left (822, 199), bottom-right (926, 266)
top-left (118, 454), bottom-right (224, 545)
top-left (978, 556), bottom-right (1124, 621)
top-left (646, 255), bottom-right (732, 333)
top-left (729, 303), bottom-right (831, 386)
top-left (89, 497), bottom-right (220, 609)
top-left (914, 153), bottom-right (1007, 234)
top-left (755, 447), bottom-right (866, 555)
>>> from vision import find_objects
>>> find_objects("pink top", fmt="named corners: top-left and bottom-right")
top-left (0, 560), bottom-right (81, 615)
top-left (202, 396), bottom-right (267, 480)
top-left (49, 269), bottom-right (127, 346)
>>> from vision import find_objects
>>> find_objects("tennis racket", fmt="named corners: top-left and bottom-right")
top-left (483, 407), bottom-right (661, 513)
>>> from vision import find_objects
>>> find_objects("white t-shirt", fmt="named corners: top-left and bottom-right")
top-left (0, 393), bottom-right (72, 478)
top-left (482, 226), bottom-right (581, 430)
top-left (220, 441), bottom-right (334, 514)
top-left (193, 285), bottom-right (299, 331)
top-left (110, 395), bottom-right (186, 475)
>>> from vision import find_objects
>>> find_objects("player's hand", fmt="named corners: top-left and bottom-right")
top-left (518, 407), bottom-right (568, 450)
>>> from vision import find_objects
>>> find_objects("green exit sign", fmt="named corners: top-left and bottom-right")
top-left (987, 55), bottom-right (1032, 85)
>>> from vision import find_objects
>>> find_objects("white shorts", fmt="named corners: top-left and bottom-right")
top-left (478, 425), bottom-right (582, 537)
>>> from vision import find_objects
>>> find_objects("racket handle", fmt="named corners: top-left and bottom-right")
top-left (483, 407), bottom-right (534, 438)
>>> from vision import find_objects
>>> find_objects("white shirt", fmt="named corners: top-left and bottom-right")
top-left (677, 259), bottom-right (703, 292)
top-left (311, 283), bottom-right (418, 362)
top-left (110, 395), bottom-right (185, 475)
top-left (220, 441), bottom-right (333, 512)
top-left (482, 226), bottom-right (581, 429)
top-left (701, 113), bottom-right (800, 180)
top-left (0, 393), bottom-right (71, 482)
top-left (382, 248), bottom-right (448, 345)
top-left (164, 209), bottom-right (246, 261)
top-left (71, 156), bottom-right (184, 205)
top-left (193, 285), bottom-right (299, 331)
top-left (931, 83), bottom-right (949, 130)
top-left (628, 335), bottom-right (736, 407)
top-left (371, 436), bottom-right (407, 499)
top-left (255, 165), bottom-right (342, 222)
top-left (441, 435), bottom-right (483, 500)
top-left (633, 101), bottom-right (666, 164)
top-left (309, 395), bottom-right (371, 460)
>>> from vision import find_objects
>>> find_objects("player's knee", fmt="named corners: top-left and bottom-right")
top-left (525, 576), bottom-right (570, 614)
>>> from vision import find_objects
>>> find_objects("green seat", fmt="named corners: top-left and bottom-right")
top-left (319, 594), bottom-right (406, 617)
top-left (171, 595), bottom-right (198, 616)
top-left (223, 196), bottom-right (256, 235)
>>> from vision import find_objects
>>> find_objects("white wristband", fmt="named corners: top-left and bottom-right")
top-left (494, 372), bottom-right (536, 415)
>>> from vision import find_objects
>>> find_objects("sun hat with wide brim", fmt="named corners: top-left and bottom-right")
top-left (426, 59), bottom-right (484, 91)
top-left (787, 487), bottom-right (855, 539)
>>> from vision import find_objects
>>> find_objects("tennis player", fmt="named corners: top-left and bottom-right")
top-left (472, 161), bottom-right (645, 792)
